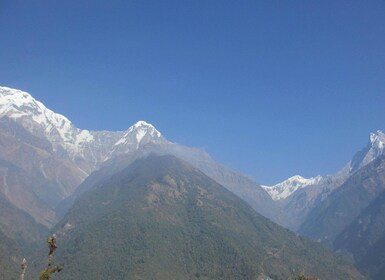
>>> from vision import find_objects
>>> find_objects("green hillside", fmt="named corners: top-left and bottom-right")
top-left (52, 155), bottom-right (363, 280)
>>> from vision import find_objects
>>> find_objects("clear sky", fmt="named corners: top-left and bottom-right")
top-left (1, 0), bottom-right (385, 184)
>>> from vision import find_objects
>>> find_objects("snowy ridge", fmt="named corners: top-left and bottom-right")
top-left (0, 86), bottom-right (168, 166)
top-left (262, 175), bottom-right (323, 201)
top-left (0, 86), bottom-right (94, 156)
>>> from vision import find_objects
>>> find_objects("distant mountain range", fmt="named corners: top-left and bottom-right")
top-left (260, 130), bottom-right (385, 230)
top-left (0, 86), bottom-right (384, 279)
top-left (260, 124), bottom-right (385, 279)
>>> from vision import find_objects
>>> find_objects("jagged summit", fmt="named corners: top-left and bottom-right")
top-left (350, 130), bottom-right (385, 173)
top-left (261, 175), bottom-right (323, 201)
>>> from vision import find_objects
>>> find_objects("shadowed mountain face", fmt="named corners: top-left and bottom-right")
top-left (50, 155), bottom-right (363, 280)
top-left (334, 189), bottom-right (385, 280)
top-left (299, 155), bottom-right (385, 247)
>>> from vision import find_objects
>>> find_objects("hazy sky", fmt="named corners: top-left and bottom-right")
top-left (1, 1), bottom-right (385, 184)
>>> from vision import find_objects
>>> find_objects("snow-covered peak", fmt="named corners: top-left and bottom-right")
top-left (350, 130), bottom-right (385, 173)
top-left (0, 86), bottom-right (71, 125)
top-left (103, 120), bottom-right (166, 161)
top-left (261, 175), bottom-right (323, 201)
top-left (115, 120), bottom-right (162, 147)
top-left (129, 120), bottom-right (161, 139)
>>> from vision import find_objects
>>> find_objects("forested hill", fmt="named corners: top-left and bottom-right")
top-left (47, 155), bottom-right (364, 280)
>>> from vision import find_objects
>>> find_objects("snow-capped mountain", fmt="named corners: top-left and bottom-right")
top-left (0, 86), bottom-right (176, 225)
top-left (0, 87), bottom-right (171, 173)
top-left (0, 86), bottom-right (271, 228)
top-left (261, 175), bottom-right (323, 201)
top-left (0, 86), bottom-right (94, 156)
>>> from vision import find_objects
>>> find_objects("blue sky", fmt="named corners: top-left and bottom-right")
top-left (1, 1), bottom-right (385, 184)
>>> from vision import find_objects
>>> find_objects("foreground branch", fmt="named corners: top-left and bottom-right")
top-left (20, 258), bottom-right (27, 280)
top-left (39, 235), bottom-right (63, 280)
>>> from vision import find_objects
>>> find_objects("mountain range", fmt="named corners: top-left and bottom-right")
top-left (0, 87), bottom-right (274, 227)
top-left (1, 86), bottom-right (384, 279)
top-left (0, 86), bottom-right (281, 279)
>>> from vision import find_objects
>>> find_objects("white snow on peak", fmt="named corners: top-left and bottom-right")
top-left (261, 175), bottom-right (323, 201)
top-left (130, 120), bottom-right (162, 140)
top-left (0, 86), bottom-right (94, 154)
top-left (115, 120), bottom-right (162, 146)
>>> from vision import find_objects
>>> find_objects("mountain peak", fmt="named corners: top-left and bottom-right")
top-left (0, 86), bottom-right (97, 159)
top-left (350, 130), bottom-right (385, 173)
top-left (129, 120), bottom-right (162, 138)
top-left (114, 120), bottom-right (162, 146)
